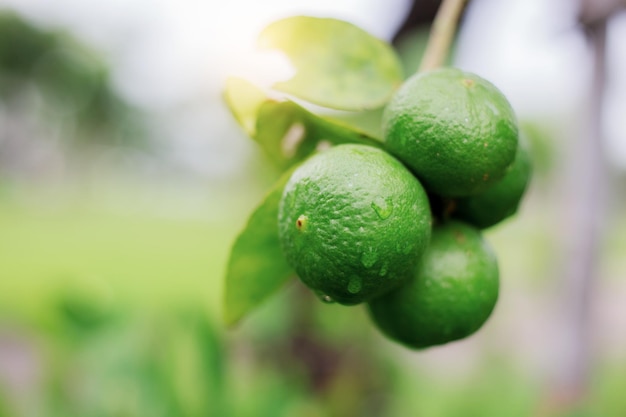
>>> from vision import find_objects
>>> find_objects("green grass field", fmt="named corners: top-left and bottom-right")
top-left (0, 180), bottom-right (247, 322)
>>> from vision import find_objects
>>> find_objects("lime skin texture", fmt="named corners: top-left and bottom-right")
top-left (368, 220), bottom-right (499, 349)
top-left (278, 144), bottom-right (432, 306)
top-left (383, 67), bottom-right (519, 198)
top-left (453, 134), bottom-right (533, 229)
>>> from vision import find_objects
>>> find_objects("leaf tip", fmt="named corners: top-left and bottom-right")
top-left (223, 77), bottom-right (268, 136)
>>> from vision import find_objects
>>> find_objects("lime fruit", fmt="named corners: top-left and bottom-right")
top-left (367, 221), bottom-right (499, 349)
top-left (278, 144), bottom-right (432, 305)
top-left (453, 134), bottom-right (533, 228)
top-left (382, 67), bottom-right (519, 198)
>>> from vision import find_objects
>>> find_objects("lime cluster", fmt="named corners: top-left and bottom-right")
top-left (278, 67), bottom-right (532, 349)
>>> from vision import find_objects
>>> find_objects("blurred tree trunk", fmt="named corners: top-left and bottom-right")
top-left (542, 1), bottom-right (619, 414)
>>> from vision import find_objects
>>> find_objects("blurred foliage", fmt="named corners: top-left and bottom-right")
top-left (394, 26), bottom-right (431, 77)
top-left (2, 281), bottom-right (625, 417)
top-left (519, 120), bottom-right (559, 182)
top-left (0, 10), bottom-right (143, 147)
top-left (0, 8), bottom-right (623, 417)
top-left (0, 187), bottom-right (625, 416)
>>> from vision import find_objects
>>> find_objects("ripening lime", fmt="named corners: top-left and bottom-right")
top-left (383, 67), bottom-right (519, 198)
top-left (278, 144), bottom-right (432, 305)
top-left (368, 221), bottom-right (499, 349)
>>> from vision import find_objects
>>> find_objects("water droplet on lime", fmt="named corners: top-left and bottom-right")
top-left (371, 196), bottom-right (393, 220)
top-left (347, 276), bottom-right (363, 294)
top-left (314, 290), bottom-right (335, 303)
top-left (361, 249), bottom-right (378, 268)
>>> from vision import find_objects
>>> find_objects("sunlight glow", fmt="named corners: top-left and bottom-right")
top-left (0, 0), bottom-right (408, 108)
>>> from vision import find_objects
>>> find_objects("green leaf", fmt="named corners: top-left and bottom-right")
top-left (255, 100), bottom-right (383, 169)
top-left (223, 169), bottom-right (296, 326)
top-left (223, 77), bottom-right (267, 136)
top-left (258, 16), bottom-right (404, 111)
top-left (224, 77), bottom-right (383, 170)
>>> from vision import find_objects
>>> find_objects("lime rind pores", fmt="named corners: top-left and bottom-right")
top-left (278, 144), bottom-right (432, 305)
top-left (452, 134), bottom-right (533, 229)
top-left (367, 221), bottom-right (499, 349)
top-left (383, 67), bottom-right (519, 198)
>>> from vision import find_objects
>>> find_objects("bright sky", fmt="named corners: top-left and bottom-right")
top-left (1, 0), bottom-right (625, 170)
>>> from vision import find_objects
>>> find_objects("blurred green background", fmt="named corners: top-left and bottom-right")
top-left (1, 1), bottom-right (626, 416)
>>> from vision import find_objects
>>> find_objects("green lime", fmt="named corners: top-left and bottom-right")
top-left (453, 134), bottom-right (533, 228)
top-left (278, 144), bottom-right (432, 305)
top-left (367, 221), bottom-right (499, 349)
top-left (383, 67), bottom-right (519, 198)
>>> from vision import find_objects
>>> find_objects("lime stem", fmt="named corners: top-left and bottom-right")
top-left (419, 0), bottom-right (469, 72)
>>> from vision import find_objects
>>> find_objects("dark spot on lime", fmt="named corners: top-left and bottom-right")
top-left (296, 214), bottom-right (308, 231)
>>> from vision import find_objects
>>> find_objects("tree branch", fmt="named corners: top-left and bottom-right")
top-left (419, 0), bottom-right (469, 72)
